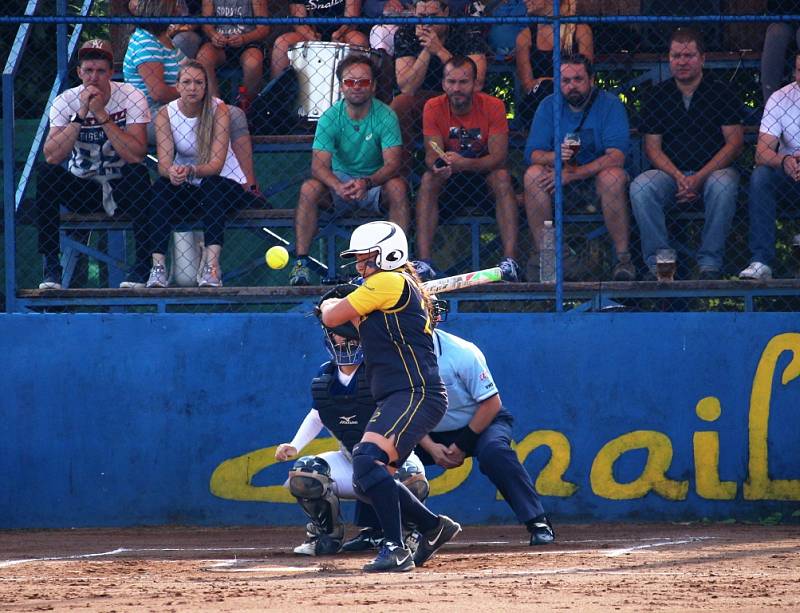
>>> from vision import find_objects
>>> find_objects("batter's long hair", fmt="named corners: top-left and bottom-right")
top-left (398, 263), bottom-right (435, 325)
top-left (177, 61), bottom-right (215, 166)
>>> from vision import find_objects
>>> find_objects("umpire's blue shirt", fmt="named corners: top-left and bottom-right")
top-left (431, 329), bottom-right (499, 431)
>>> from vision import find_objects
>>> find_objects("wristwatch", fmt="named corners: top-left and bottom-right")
top-left (69, 112), bottom-right (86, 125)
top-left (362, 177), bottom-right (374, 190)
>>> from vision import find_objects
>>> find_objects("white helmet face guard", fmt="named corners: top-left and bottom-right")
top-left (340, 221), bottom-right (408, 271)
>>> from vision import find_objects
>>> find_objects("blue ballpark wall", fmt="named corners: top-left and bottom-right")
top-left (1, 313), bottom-right (798, 529)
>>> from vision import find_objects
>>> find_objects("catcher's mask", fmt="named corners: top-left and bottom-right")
top-left (323, 328), bottom-right (364, 366)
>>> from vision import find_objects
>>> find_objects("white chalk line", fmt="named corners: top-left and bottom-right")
top-left (207, 560), bottom-right (321, 573)
top-left (604, 536), bottom-right (711, 557)
top-left (0, 536), bottom-right (713, 570)
top-left (0, 546), bottom-right (274, 569)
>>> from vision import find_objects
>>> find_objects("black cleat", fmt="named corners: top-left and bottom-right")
top-left (412, 515), bottom-right (461, 567)
top-left (341, 527), bottom-right (384, 552)
top-left (363, 541), bottom-right (414, 572)
top-left (528, 515), bottom-right (555, 545)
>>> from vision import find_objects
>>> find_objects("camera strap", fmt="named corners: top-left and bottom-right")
top-left (573, 87), bottom-right (599, 134)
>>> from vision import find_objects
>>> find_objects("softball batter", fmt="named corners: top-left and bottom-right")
top-left (320, 220), bottom-right (460, 572)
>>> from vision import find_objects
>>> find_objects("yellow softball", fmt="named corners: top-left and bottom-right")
top-left (265, 245), bottom-right (289, 270)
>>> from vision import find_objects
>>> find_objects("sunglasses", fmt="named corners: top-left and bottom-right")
top-left (342, 78), bottom-right (372, 88)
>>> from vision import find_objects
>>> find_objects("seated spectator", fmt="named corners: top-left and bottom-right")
top-left (270, 0), bottom-right (369, 80)
top-left (391, 0), bottom-right (488, 171)
top-left (125, 0), bottom-right (260, 190)
top-left (148, 61), bottom-right (254, 288)
top-left (414, 56), bottom-right (520, 281)
top-left (515, 0), bottom-right (593, 129)
top-left (487, 0), bottom-right (527, 58)
top-left (196, 0), bottom-right (270, 111)
top-left (129, 0), bottom-right (203, 59)
top-left (288, 55), bottom-right (410, 286)
top-left (739, 52), bottom-right (800, 281)
top-left (630, 27), bottom-right (743, 281)
top-left (523, 54), bottom-right (634, 282)
top-left (35, 40), bottom-right (151, 290)
top-left (124, 0), bottom-right (187, 142)
top-left (760, 1), bottom-right (800, 104)
top-left (368, 0), bottom-right (477, 58)
top-left (367, 0), bottom-right (414, 58)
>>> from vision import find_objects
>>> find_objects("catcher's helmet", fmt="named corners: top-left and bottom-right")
top-left (291, 455), bottom-right (332, 477)
top-left (340, 221), bottom-right (408, 271)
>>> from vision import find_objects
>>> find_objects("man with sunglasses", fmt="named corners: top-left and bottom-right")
top-left (289, 55), bottom-right (411, 286)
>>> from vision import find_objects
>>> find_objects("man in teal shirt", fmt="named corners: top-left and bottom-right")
top-left (290, 55), bottom-right (411, 285)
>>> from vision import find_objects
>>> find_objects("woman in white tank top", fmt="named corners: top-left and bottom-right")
top-left (149, 60), bottom-right (253, 287)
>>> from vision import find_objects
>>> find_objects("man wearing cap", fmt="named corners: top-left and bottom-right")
top-left (35, 39), bottom-right (152, 289)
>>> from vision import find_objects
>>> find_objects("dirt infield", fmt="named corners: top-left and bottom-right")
top-left (0, 523), bottom-right (798, 612)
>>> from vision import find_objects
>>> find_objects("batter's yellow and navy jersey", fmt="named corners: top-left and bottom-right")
top-left (346, 271), bottom-right (442, 401)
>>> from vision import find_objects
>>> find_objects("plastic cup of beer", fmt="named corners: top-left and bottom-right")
top-left (564, 132), bottom-right (581, 165)
top-left (655, 248), bottom-right (677, 282)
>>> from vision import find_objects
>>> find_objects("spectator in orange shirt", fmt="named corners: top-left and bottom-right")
top-left (413, 56), bottom-right (520, 281)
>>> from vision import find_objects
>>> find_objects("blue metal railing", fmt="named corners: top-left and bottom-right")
top-left (3, 0), bottom-right (40, 313)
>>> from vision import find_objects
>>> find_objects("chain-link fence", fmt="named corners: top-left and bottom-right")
top-left (3, 2), bottom-right (800, 313)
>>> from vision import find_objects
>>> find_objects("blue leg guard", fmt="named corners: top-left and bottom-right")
top-left (351, 442), bottom-right (404, 545)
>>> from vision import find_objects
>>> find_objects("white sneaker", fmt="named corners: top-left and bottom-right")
top-left (145, 265), bottom-right (169, 288)
top-left (293, 540), bottom-right (318, 556)
top-left (198, 265), bottom-right (222, 288)
top-left (739, 262), bottom-right (772, 280)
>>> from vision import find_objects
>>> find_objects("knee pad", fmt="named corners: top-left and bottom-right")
top-left (395, 460), bottom-right (429, 502)
top-left (288, 456), bottom-right (342, 537)
top-left (352, 442), bottom-right (393, 495)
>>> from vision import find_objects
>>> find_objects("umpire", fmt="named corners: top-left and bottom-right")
top-left (420, 325), bottom-right (554, 545)
top-left (344, 319), bottom-right (554, 550)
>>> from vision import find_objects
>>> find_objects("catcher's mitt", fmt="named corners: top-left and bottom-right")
top-left (315, 283), bottom-right (360, 340)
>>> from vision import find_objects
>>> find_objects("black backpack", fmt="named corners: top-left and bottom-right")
top-left (249, 68), bottom-right (300, 135)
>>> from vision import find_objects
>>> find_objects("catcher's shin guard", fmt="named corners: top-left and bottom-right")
top-left (289, 456), bottom-right (344, 549)
top-left (395, 459), bottom-right (429, 502)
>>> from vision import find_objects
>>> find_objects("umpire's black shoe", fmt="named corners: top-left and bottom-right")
top-left (412, 515), bottom-right (461, 567)
top-left (341, 527), bottom-right (384, 552)
top-left (363, 541), bottom-right (414, 572)
top-left (527, 514), bottom-right (555, 545)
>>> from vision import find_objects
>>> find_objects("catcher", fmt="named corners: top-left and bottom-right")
top-left (319, 220), bottom-right (460, 572)
top-left (275, 295), bottom-right (429, 556)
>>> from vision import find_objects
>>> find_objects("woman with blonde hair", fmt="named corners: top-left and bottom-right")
top-left (515, 0), bottom-right (593, 127)
top-left (320, 221), bottom-right (459, 573)
top-left (145, 61), bottom-right (253, 288)
top-left (125, 0), bottom-right (259, 197)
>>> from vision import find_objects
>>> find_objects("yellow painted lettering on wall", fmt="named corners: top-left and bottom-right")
top-left (209, 436), bottom-right (471, 502)
top-left (590, 431), bottom-right (688, 500)
top-left (209, 333), bottom-right (800, 504)
top-left (514, 430), bottom-right (577, 497)
top-left (209, 438), bottom-right (338, 502)
top-left (694, 396), bottom-right (736, 499)
top-left (744, 332), bottom-right (800, 501)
